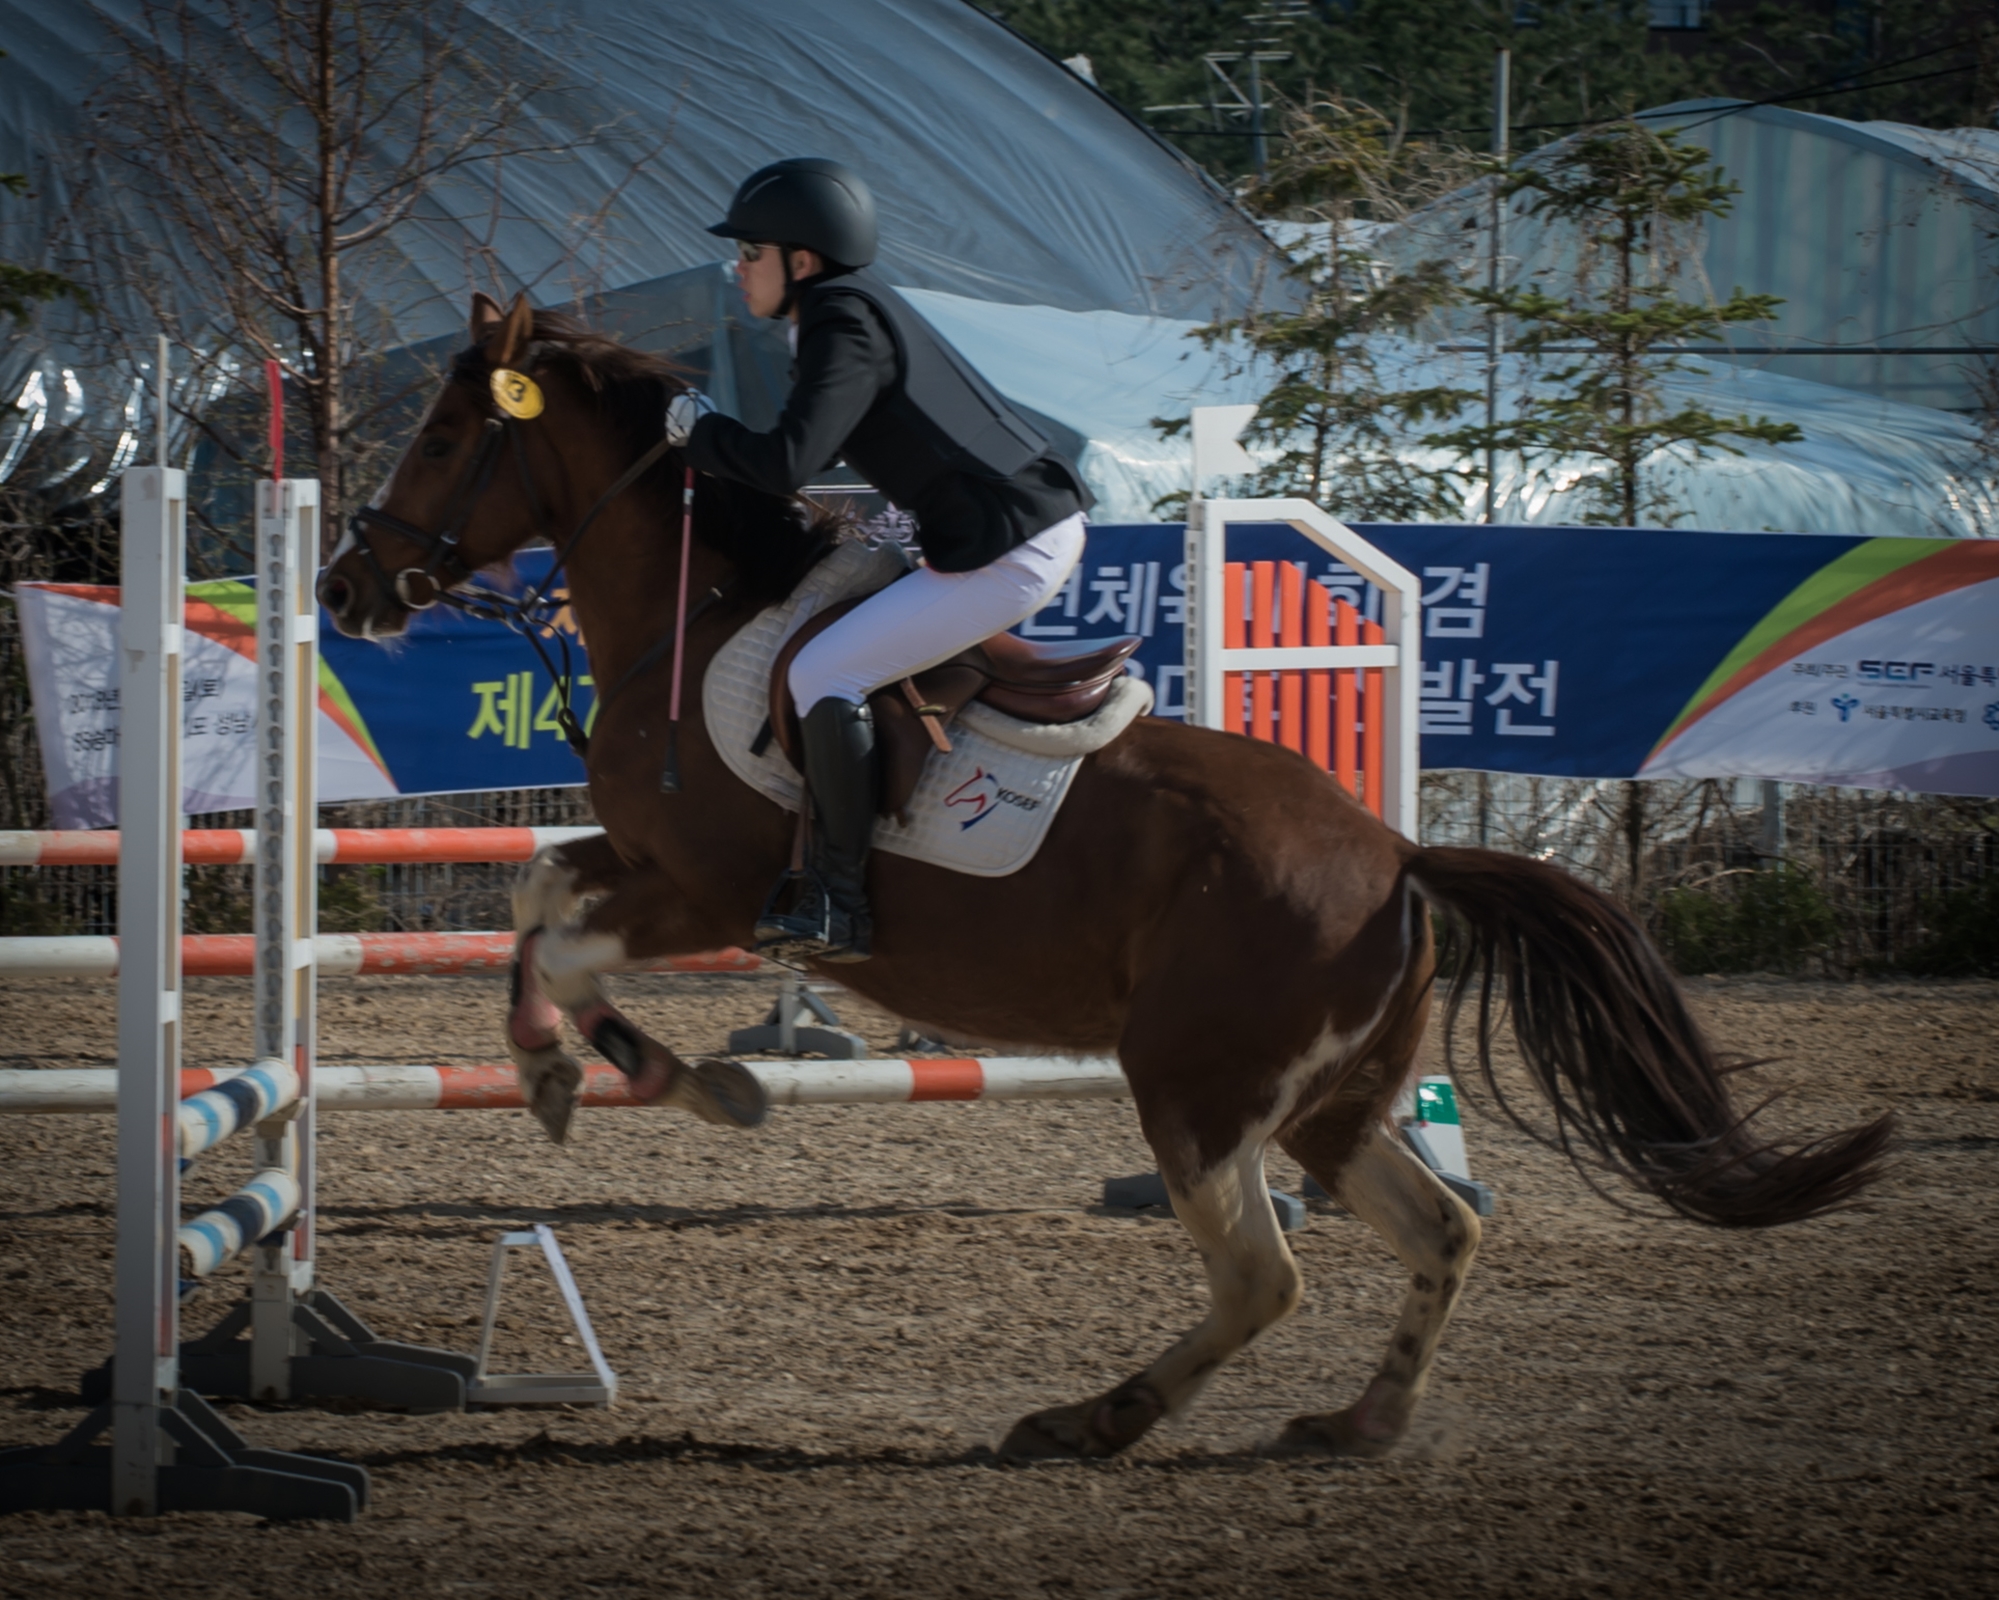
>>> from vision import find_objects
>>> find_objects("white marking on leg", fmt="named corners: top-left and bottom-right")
top-left (513, 847), bottom-right (586, 938)
top-left (532, 927), bottom-right (626, 1013)
top-left (1329, 1123), bottom-right (1482, 1441)
top-left (1140, 1137), bottom-right (1303, 1417)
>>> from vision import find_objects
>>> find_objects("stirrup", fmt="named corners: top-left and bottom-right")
top-left (754, 870), bottom-right (834, 959)
top-left (753, 872), bottom-right (869, 963)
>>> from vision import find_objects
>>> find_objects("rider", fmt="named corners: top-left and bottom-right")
top-left (669, 158), bottom-right (1093, 965)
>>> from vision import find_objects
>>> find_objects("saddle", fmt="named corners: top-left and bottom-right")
top-left (766, 587), bottom-right (1141, 821)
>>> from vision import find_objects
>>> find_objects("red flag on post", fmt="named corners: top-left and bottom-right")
top-left (265, 358), bottom-right (284, 483)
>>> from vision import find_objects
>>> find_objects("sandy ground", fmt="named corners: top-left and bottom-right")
top-left (1, 968), bottom-right (1995, 1599)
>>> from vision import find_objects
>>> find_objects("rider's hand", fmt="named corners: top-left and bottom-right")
top-left (665, 388), bottom-right (716, 447)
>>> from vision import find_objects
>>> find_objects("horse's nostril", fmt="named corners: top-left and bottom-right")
top-left (317, 573), bottom-right (352, 613)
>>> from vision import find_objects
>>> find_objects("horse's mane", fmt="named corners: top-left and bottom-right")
top-left (450, 309), bottom-right (843, 603)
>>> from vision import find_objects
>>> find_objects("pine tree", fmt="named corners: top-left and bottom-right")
top-left (1428, 121), bottom-right (1802, 527)
top-left (0, 176), bottom-right (88, 325)
top-left (1159, 95), bottom-right (1478, 520)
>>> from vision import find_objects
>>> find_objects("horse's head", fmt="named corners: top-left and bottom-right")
top-left (319, 290), bottom-right (843, 640)
top-left (317, 291), bottom-right (669, 638)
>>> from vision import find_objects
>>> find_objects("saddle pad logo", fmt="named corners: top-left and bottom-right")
top-left (944, 766), bottom-right (1042, 830)
top-left (944, 768), bottom-right (998, 829)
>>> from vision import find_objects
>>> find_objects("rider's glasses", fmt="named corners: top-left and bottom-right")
top-left (736, 240), bottom-right (772, 264)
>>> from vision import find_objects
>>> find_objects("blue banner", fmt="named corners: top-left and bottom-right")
top-left (305, 526), bottom-right (1999, 799)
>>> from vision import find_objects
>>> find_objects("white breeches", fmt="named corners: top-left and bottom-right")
top-left (788, 512), bottom-right (1087, 714)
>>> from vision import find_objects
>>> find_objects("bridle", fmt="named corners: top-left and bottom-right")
top-left (343, 348), bottom-right (720, 772)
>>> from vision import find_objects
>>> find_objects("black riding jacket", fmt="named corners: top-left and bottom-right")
top-left (685, 269), bottom-right (1092, 572)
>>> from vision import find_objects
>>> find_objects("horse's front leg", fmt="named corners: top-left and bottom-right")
top-left (509, 842), bottom-right (767, 1142)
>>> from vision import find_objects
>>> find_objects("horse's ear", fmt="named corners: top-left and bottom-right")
top-left (469, 292), bottom-right (504, 346)
top-left (494, 292), bottom-right (535, 367)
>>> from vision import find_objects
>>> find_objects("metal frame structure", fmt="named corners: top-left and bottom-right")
top-left (1183, 408), bottom-right (1423, 841)
top-left (251, 476), bottom-right (319, 1399)
top-left (0, 468), bottom-right (364, 1520)
top-left (157, 483), bottom-right (476, 1416)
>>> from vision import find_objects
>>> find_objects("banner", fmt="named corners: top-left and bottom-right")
top-left (17, 527), bottom-right (1999, 824)
top-left (1060, 524), bottom-right (1999, 795)
top-left (17, 579), bottom-right (398, 829)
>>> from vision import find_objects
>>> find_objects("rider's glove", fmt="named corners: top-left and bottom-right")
top-left (665, 388), bottom-right (716, 447)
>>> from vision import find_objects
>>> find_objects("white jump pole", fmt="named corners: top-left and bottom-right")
top-left (249, 476), bottom-right (319, 1399)
top-left (111, 461), bottom-right (184, 1516)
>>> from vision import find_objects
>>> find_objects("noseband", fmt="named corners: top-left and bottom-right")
top-left (349, 414), bottom-right (512, 611)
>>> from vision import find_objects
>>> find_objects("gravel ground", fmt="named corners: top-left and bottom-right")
top-left (1, 969), bottom-right (1995, 1599)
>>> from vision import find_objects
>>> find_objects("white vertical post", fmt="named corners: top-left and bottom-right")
top-left (113, 464), bottom-right (185, 1516)
top-left (1184, 495), bottom-right (1224, 733)
top-left (1185, 488), bottom-right (1423, 842)
top-left (250, 479), bottom-right (319, 1399)
top-left (1377, 563), bottom-right (1421, 842)
top-left (1185, 406), bottom-right (1257, 735)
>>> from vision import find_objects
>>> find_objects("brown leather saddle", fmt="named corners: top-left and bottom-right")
top-left (764, 586), bottom-right (1140, 821)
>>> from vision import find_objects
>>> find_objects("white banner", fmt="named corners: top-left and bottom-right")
top-left (16, 581), bottom-right (396, 828)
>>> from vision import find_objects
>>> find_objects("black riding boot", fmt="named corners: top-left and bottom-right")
top-left (755, 698), bottom-right (877, 963)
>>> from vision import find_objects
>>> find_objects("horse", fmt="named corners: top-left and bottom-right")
top-left (317, 292), bottom-right (1892, 1462)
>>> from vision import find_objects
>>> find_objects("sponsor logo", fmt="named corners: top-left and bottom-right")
top-left (1831, 692), bottom-right (1860, 722)
top-left (942, 767), bottom-right (1042, 831)
top-left (1857, 660), bottom-right (1934, 684)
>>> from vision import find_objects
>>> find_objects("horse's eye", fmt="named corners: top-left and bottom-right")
top-left (420, 436), bottom-right (454, 459)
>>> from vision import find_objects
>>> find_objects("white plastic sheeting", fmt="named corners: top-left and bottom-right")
top-left (1383, 101), bottom-right (1999, 414)
top-left (907, 290), bottom-right (1999, 535)
top-left (0, 0), bottom-right (1277, 495)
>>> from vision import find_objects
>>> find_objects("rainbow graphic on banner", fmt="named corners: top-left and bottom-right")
top-left (15, 579), bottom-right (397, 828)
top-left (1642, 539), bottom-right (1999, 793)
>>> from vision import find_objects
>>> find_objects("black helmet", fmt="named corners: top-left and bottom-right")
top-left (707, 158), bottom-right (877, 270)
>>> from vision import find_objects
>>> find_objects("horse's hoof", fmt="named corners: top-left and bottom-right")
top-left (998, 1404), bottom-right (1109, 1462)
top-left (687, 1057), bottom-right (770, 1128)
top-left (509, 1046), bottom-right (582, 1144)
top-left (998, 1383), bottom-right (1163, 1461)
top-left (1264, 1408), bottom-right (1400, 1460)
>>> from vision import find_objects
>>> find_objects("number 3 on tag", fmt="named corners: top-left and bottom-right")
top-left (491, 368), bottom-right (545, 420)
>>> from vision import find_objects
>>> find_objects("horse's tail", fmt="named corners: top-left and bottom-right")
top-left (1405, 845), bottom-right (1892, 1229)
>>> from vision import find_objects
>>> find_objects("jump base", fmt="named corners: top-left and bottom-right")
top-left (82, 1289), bottom-right (477, 1413)
top-left (0, 1391), bottom-right (365, 1521)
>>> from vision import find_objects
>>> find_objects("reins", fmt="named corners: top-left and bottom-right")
top-left (346, 362), bottom-right (719, 768)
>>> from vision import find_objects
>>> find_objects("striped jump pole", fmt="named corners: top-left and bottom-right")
top-left (0, 825), bottom-right (607, 866)
top-left (0, 1057), bottom-right (1131, 1115)
top-left (0, 932), bottom-right (762, 979)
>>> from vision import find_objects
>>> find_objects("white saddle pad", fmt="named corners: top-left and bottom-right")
top-left (703, 537), bottom-right (1152, 878)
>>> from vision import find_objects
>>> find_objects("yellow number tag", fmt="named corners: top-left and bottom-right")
top-left (490, 368), bottom-right (545, 420)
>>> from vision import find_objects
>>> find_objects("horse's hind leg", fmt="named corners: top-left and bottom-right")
top-left (998, 1127), bottom-right (1303, 1460)
top-left (1272, 1114), bottom-right (1482, 1458)
top-left (510, 843), bottom-right (766, 1141)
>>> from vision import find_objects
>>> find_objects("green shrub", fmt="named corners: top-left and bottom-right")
top-left (318, 865), bottom-right (388, 933)
top-left (1896, 874), bottom-right (1999, 978)
top-left (1657, 866), bottom-right (1835, 975)
top-left (183, 865), bottom-right (251, 933)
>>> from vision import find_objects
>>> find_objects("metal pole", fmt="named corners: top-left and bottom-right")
top-left (1249, 51), bottom-right (1266, 177)
top-left (112, 464), bottom-right (185, 1516)
top-left (1484, 48), bottom-right (1511, 524)
top-left (1759, 779), bottom-right (1785, 864)
top-left (154, 335), bottom-right (169, 467)
top-left (249, 478), bottom-right (320, 1399)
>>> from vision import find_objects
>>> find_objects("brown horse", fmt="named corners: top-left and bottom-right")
top-left (318, 294), bottom-right (1891, 1462)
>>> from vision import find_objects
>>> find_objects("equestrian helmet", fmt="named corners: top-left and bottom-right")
top-left (707, 158), bottom-right (877, 270)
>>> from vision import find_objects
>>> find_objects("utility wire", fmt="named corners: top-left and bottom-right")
top-left (1149, 35), bottom-right (1983, 143)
